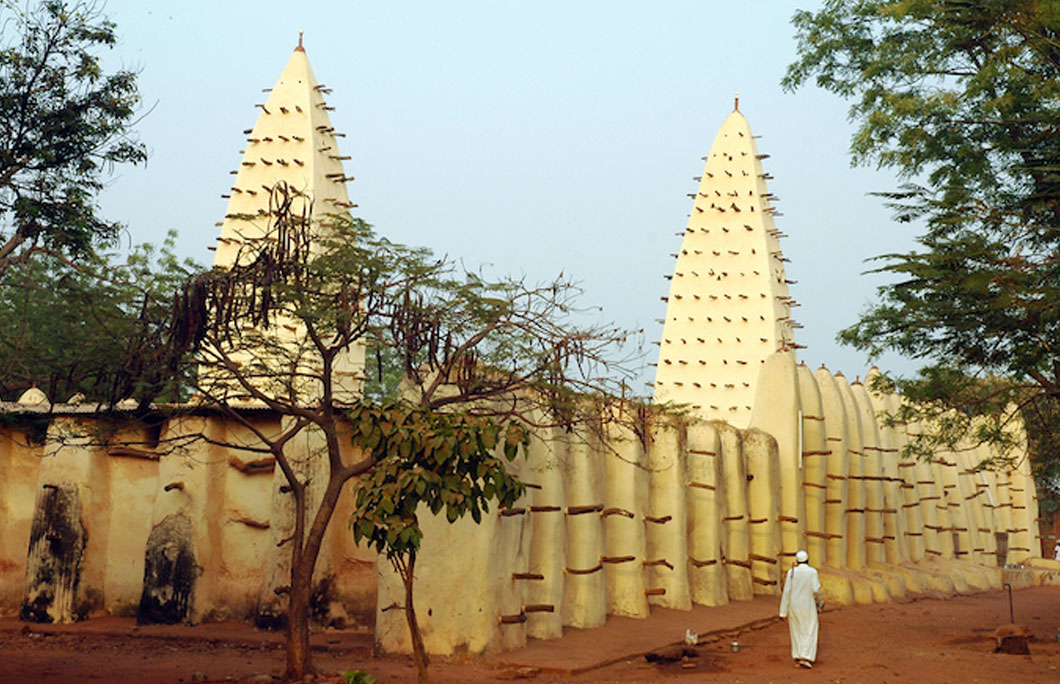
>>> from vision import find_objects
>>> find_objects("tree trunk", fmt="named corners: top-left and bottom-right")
top-left (286, 558), bottom-right (313, 679)
top-left (284, 471), bottom-right (345, 680)
top-left (284, 468), bottom-right (312, 681)
top-left (402, 551), bottom-right (430, 684)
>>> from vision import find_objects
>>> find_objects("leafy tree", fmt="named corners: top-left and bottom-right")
top-left (0, 231), bottom-right (198, 403)
top-left (0, 0), bottom-right (145, 271)
top-left (170, 185), bottom-right (633, 680)
top-left (783, 0), bottom-right (1060, 479)
top-left (349, 403), bottom-right (526, 684)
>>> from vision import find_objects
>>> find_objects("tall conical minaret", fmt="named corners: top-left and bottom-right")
top-left (653, 102), bottom-right (797, 428)
top-left (205, 36), bottom-right (363, 403)
top-left (213, 34), bottom-right (356, 267)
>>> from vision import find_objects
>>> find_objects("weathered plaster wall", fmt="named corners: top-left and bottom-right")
top-left (0, 406), bottom-right (377, 629)
top-left (0, 363), bottom-right (1043, 655)
top-left (373, 351), bottom-right (1040, 656)
top-left (0, 424), bottom-right (42, 615)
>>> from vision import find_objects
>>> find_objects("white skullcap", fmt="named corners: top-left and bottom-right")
top-left (795, 550), bottom-right (809, 563)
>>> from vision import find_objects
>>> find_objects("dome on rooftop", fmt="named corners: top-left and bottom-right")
top-left (17, 386), bottom-right (48, 406)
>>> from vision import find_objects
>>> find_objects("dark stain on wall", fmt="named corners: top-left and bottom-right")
top-left (311, 574), bottom-right (336, 627)
top-left (137, 514), bottom-right (197, 624)
top-left (254, 589), bottom-right (287, 631)
top-left (254, 573), bottom-right (339, 631)
top-left (20, 484), bottom-right (87, 623)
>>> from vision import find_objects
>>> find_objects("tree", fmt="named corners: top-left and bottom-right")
top-left (783, 0), bottom-right (1060, 478)
top-left (0, 0), bottom-right (145, 272)
top-left (349, 403), bottom-right (526, 684)
top-left (0, 232), bottom-right (198, 403)
top-left (170, 185), bottom-right (634, 680)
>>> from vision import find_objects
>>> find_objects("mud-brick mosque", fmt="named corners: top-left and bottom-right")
top-left (0, 41), bottom-right (1056, 656)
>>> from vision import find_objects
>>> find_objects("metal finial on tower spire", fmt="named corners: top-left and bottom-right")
top-left (734, 92), bottom-right (740, 111)
top-left (296, 30), bottom-right (305, 52)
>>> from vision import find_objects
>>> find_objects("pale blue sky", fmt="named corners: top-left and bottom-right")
top-left (94, 1), bottom-right (923, 392)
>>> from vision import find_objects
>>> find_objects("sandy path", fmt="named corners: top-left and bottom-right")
top-left (1, 586), bottom-right (1058, 683)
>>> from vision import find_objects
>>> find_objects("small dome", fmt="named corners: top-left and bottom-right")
top-left (17, 386), bottom-right (48, 405)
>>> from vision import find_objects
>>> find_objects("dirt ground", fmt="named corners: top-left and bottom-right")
top-left (2, 586), bottom-right (1059, 684)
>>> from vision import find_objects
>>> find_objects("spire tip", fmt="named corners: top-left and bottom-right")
top-left (296, 30), bottom-right (305, 52)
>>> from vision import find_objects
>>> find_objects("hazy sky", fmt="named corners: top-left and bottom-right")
top-left (91, 1), bottom-right (924, 393)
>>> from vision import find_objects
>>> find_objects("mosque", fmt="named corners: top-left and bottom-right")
top-left (0, 41), bottom-right (1052, 657)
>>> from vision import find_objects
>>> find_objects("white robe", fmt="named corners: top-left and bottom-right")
top-left (778, 563), bottom-right (821, 662)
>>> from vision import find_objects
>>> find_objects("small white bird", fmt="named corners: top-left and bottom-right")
top-left (684, 628), bottom-right (698, 646)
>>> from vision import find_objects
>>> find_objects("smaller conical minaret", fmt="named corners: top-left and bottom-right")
top-left (653, 102), bottom-right (798, 427)
top-left (213, 34), bottom-right (356, 267)
top-left (203, 37), bottom-right (364, 404)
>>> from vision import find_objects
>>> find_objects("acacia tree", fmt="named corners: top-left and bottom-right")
top-left (0, 0), bottom-right (145, 272)
top-left (783, 0), bottom-right (1060, 477)
top-left (169, 185), bottom-right (633, 680)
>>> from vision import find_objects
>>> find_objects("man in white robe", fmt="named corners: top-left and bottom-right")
top-left (779, 549), bottom-right (822, 668)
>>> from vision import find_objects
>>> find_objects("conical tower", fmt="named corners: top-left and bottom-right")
top-left (213, 35), bottom-right (356, 267)
top-left (653, 103), bottom-right (798, 428)
top-left (204, 37), bottom-right (363, 403)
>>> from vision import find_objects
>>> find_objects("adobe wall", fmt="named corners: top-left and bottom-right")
top-left (0, 407), bottom-right (377, 629)
top-left (374, 351), bottom-right (1039, 655)
top-left (0, 360), bottom-right (1042, 655)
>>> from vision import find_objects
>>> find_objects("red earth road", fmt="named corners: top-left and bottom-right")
top-left (1, 585), bottom-right (1059, 683)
